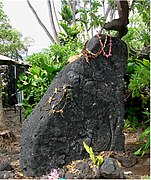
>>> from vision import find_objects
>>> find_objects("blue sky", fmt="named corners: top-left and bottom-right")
top-left (2, 0), bottom-right (61, 55)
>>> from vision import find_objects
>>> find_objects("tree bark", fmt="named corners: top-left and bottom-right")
top-left (72, 0), bottom-right (76, 24)
top-left (47, 0), bottom-right (60, 43)
top-left (103, 0), bottom-right (129, 39)
top-left (27, 0), bottom-right (55, 44)
top-left (52, 0), bottom-right (61, 32)
top-left (89, 0), bottom-right (93, 37)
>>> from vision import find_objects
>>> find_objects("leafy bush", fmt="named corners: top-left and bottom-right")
top-left (18, 65), bottom-right (53, 118)
top-left (77, 0), bottom-right (105, 36)
top-left (124, 1), bottom-right (150, 130)
top-left (125, 59), bottom-right (150, 129)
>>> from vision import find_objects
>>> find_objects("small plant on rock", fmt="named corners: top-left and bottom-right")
top-left (83, 142), bottom-right (103, 166)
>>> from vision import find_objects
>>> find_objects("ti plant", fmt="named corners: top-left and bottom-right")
top-left (134, 125), bottom-right (150, 157)
top-left (83, 142), bottom-right (103, 166)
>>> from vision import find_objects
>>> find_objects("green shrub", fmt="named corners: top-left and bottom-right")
top-left (125, 59), bottom-right (150, 129)
top-left (125, 59), bottom-right (150, 156)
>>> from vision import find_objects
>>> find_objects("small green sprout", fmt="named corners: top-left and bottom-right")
top-left (83, 142), bottom-right (103, 166)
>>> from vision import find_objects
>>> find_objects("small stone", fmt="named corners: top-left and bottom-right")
top-left (92, 165), bottom-right (101, 178)
top-left (114, 153), bottom-right (138, 168)
top-left (120, 157), bottom-right (132, 168)
top-left (143, 158), bottom-right (150, 166)
top-left (65, 172), bottom-right (74, 179)
top-left (76, 161), bottom-right (90, 173)
top-left (76, 161), bottom-right (91, 178)
top-left (0, 171), bottom-right (14, 179)
top-left (100, 157), bottom-right (124, 179)
top-left (128, 153), bottom-right (138, 165)
top-left (58, 168), bottom-right (66, 178)
top-left (0, 162), bottom-right (13, 171)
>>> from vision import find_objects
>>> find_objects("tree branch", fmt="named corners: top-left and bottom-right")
top-left (47, 0), bottom-right (59, 43)
top-left (52, 0), bottom-right (61, 32)
top-left (72, 0), bottom-right (76, 24)
top-left (27, 0), bottom-right (55, 44)
top-left (103, 1), bottom-right (129, 39)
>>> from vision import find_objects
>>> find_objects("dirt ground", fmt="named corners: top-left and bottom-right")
top-left (0, 107), bottom-right (150, 179)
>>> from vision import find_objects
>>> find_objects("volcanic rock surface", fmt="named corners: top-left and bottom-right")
top-left (20, 34), bottom-right (128, 177)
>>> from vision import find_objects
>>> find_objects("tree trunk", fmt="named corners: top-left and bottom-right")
top-left (89, 0), bottom-right (93, 37)
top-left (52, 0), bottom-right (61, 32)
top-left (103, 0), bottom-right (129, 39)
top-left (27, 0), bottom-right (55, 44)
top-left (72, 0), bottom-right (76, 24)
top-left (47, 0), bottom-right (60, 43)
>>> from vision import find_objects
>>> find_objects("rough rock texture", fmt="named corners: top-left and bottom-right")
top-left (20, 34), bottom-right (128, 177)
top-left (114, 152), bottom-right (138, 167)
top-left (0, 171), bottom-right (14, 179)
top-left (0, 162), bottom-right (13, 171)
top-left (100, 157), bottom-right (124, 179)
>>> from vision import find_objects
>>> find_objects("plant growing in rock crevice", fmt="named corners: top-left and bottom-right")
top-left (83, 142), bottom-right (103, 166)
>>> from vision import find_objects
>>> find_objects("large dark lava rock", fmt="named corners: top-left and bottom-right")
top-left (20, 34), bottom-right (128, 177)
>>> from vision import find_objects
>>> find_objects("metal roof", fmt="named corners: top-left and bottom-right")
top-left (0, 55), bottom-right (30, 66)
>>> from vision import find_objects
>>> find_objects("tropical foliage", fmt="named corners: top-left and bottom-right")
top-left (123, 0), bottom-right (150, 156)
top-left (123, 0), bottom-right (150, 129)
top-left (0, 2), bottom-right (32, 59)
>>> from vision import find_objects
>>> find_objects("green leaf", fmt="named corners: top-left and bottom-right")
top-left (139, 127), bottom-right (150, 142)
top-left (83, 142), bottom-right (96, 164)
top-left (134, 147), bottom-right (143, 155)
top-left (134, 126), bottom-right (150, 157)
top-left (143, 111), bottom-right (150, 116)
top-left (96, 155), bottom-right (104, 166)
top-left (83, 141), bottom-right (92, 154)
